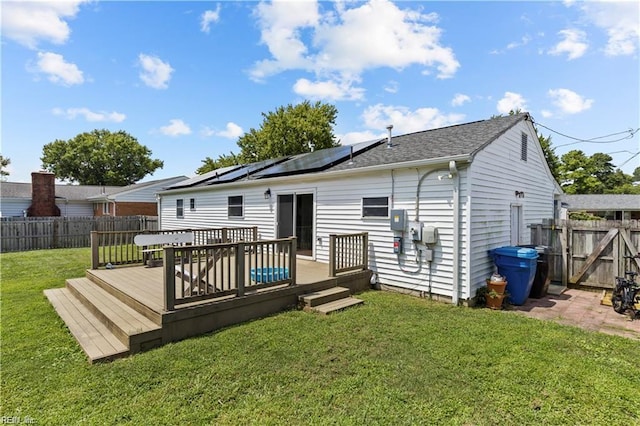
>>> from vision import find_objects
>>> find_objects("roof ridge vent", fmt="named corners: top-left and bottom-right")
top-left (386, 124), bottom-right (393, 148)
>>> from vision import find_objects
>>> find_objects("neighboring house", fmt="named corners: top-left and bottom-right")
top-left (0, 172), bottom-right (188, 217)
top-left (560, 194), bottom-right (640, 220)
top-left (157, 113), bottom-right (562, 304)
top-left (87, 176), bottom-right (189, 217)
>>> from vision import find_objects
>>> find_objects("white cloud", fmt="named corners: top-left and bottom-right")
top-left (160, 119), bottom-right (191, 136)
top-left (250, 0), bottom-right (459, 101)
top-left (218, 122), bottom-right (244, 139)
top-left (384, 80), bottom-right (399, 94)
top-left (293, 78), bottom-right (365, 101)
top-left (1, 1), bottom-right (89, 49)
top-left (52, 107), bottom-right (126, 122)
top-left (337, 130), bottom-right (383, 146)
top-left (548, 88), bottom-right (593, 114)
top-left (451, 93), bottom-right (470, 107)
top-left (578, 2), bottom-right (639, 56)
top-left (361, 104), bottom-right (464, 134)
top-left (35, 52), bottom-right (84, 86)
top-left (200, 5), bottom-right (221, 33)
top-left (496, 92), bottom-right (527, 114)
top-left (138, 54), bottom-right (174, 89)
top-left (548, 29), bottom-right (588, 60)
top-left (541, 110), bottom-right (553, 118)
top-left (200, 122), bottom-right (244, 139)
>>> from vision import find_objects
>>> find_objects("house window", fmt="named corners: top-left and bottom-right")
top-left (362, 197), bottom-right (389, 217)
top-left (102, 203), bottom-right (109, 215)
top-left (190, 198), bottom-right (196, 211)
top-left (521, 132), bottom-right (528, 162)
top-left (228, 196), bottom-right (243, 217)
top-left (176, 199), bottom-right (184, 218)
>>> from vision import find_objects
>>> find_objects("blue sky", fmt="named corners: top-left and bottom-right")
top-left (2, 0), bottom-right (639, 183)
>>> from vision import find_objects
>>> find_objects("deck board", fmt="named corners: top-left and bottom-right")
top-left (44, 288), bottom-right (128, 362)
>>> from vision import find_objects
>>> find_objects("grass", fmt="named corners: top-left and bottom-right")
top-left (2, 248), bottom-right (640, 425)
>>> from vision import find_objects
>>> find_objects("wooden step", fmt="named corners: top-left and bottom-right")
top-left (44, 288), bottom-right (129, 363)
top-left (311, 297), bottom-right (364, 315)
top-left (66, 278), bottom-right (162, 354)
top-left (299, 286), bottom-right (350, 308)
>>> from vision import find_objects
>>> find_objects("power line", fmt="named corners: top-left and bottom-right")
top-left (531, 119), bottom-right (639, 148)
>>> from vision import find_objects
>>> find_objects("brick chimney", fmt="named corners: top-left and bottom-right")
top-left (27, 172), bottom-right (60, 217)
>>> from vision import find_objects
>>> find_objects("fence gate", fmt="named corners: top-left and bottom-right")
top-left (530, 219), bottom-right (640, 289)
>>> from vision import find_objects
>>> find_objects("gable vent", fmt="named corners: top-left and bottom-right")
top-left (520, 132), bottom-right (528, 162)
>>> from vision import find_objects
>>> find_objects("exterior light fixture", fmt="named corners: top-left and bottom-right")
top-left (264, 188), bottom-right (271, 199)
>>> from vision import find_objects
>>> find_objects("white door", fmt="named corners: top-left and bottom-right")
top-left (510, 204), bottom-right (522, 245)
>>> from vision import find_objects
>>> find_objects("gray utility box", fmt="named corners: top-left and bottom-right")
top-left (390, 209), bottom-right (406, 231)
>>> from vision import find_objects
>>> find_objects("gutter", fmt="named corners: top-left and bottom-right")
top-left (159, 154), bottom-right (472, 197)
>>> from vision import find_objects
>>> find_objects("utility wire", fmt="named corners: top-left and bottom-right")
top-left (531, 119), bottom-right (639, 148)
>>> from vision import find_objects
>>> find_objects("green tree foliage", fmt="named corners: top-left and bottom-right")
top-left (538, 133), bottom-right (560, 182)
top-left (41, 130), bottom-right (163, 185)
top-left (558, 150), bottom-right (638, 194)
top-left (0, 155), bottom-right (10, 179)
top-left (633, 166), bottom-right (640, 182)
top-left (197, 101), bottom-right (339, 174)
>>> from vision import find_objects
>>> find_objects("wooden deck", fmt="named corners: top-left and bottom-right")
top-left (45, 258), bottom-right (371, 363)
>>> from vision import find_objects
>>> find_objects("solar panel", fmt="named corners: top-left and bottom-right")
top-left (167, 165), bottom-right (243, 189)
top-left (253, 139), bottom-right (384, 178)
top-left (206, 157), bottom-right (287, 185)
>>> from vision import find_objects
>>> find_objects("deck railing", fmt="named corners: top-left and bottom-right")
top-left (329, 232), bottom-right (369, 277)
top-left (90, 227), bottom-right (258, 269)
top-left (164, 237), bottom-right (297, 310)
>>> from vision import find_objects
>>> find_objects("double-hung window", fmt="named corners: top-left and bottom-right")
top-left (228, 196), bottom-right (243, 217)
top-left (176, 199), bottom-right (184, 218)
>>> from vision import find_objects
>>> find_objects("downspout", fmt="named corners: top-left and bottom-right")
top-left (449, 161), bottom-right (460, 305)
top-left (157, 194), bottom-right (162, 229)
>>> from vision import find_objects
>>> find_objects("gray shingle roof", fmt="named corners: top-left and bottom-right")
top-left (561, 194), bottom-right (640, 211)
top-left (328, 113), bottom-right (528, 172)
top-left (0, 182), bottom-right (121, 200)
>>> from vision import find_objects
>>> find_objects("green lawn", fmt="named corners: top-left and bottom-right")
top-left (2, 248), bottom-right (640, 425)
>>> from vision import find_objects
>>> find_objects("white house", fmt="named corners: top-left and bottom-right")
top-left (157, 113), bottom-right (562, 304)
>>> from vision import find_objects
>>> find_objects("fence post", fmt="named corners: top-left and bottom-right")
top-left (164, 246), bottom-right (176, 311)
top-left (90, 231), bottom-right (99, 269)
top-left (237, 242), bottom-right (245, 297)
top-left (329, 234), bottom-right (336, 277)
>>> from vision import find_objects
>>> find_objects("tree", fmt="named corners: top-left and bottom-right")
top-left (41, 130), bottom-right (163, 185)
top-left (0, 155), bottom-right (10, 180)
top-left (538, 133), bottom-right (560, 182)
top-left (633, 166), bottom-right (640, 182)
top-left (558, 150), bottom-right (637, 194)
top-left (197, 101), bottom-right (339, 174)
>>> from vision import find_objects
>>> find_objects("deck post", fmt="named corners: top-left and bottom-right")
top-left (164, 246), bottom-right (176, 311)
top-left (329, 234), bottom-right (336, 277)
top-left (252, 226), bottom-right (258, 241)
top-left (362, 232), bottom-right (369, 270)
top-left (237, 242), bottom-right (245, 297)
top-left (90, 231), bottom-right (99, 269)
top-left (290, 237), bottom-right (297, 285)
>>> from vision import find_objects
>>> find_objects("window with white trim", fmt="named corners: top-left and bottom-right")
top-left (176, 199), bottom-right (184, 218)
top-left (228, 196), bottom-right (243, 217)
top-left (102, 202), bottom-right (109, 215)
top-left (190, 198), bottom-right (196, 211)
top-left (362, 197), bottom-right (389, 218)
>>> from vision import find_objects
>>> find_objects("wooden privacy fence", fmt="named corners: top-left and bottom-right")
top-left (329, 232), bottom-right (369, 277)
top-left (530, 219), bottom-right (640, 289)
top-left (1, 216), bottom-right (157, 253)
top-left (91, 226), bottom-right (258, 269)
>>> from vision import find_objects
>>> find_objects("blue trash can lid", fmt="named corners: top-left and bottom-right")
top-left (491, 246), bottom-right (538, 259)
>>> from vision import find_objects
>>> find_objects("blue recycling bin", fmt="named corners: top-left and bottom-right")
top-left (489, 246), bottom-right (538, 305)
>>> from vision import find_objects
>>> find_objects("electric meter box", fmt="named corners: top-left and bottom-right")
top-left (409, 221), bottom-right (423, 242)
top-left (390, 209), bottom-right (406, 231)
top-left (423, 226), bottom-right (438, 244)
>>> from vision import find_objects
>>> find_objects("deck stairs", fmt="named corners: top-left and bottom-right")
top-left (299, 286), bottom-right (364, 314)
top-left (44, 276), bottom-right (162, 364)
